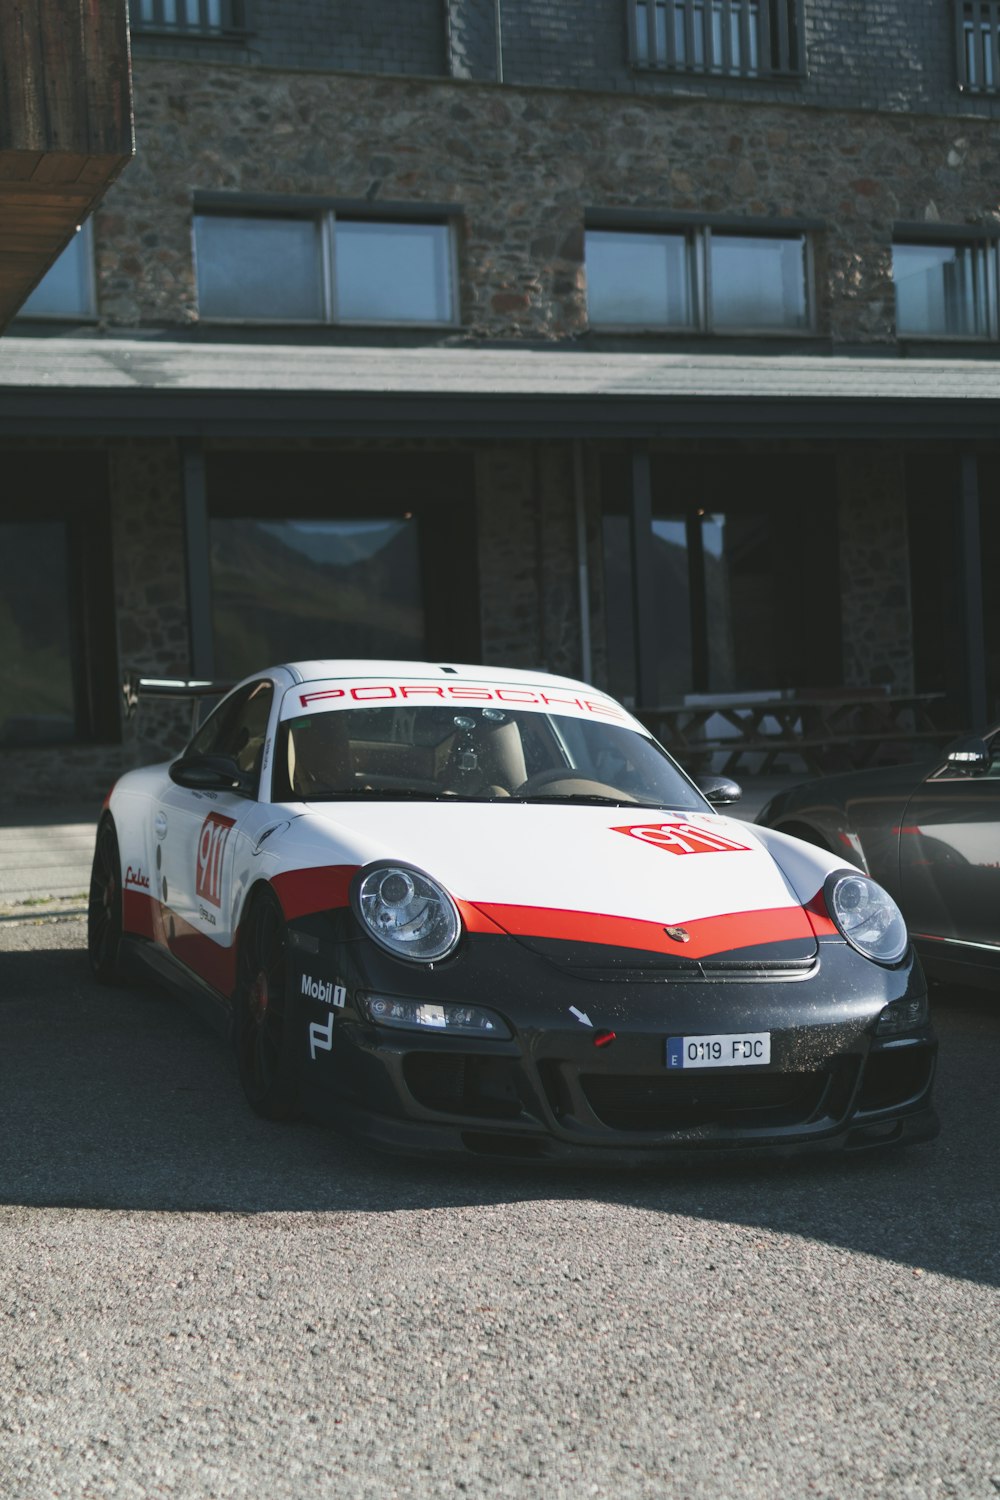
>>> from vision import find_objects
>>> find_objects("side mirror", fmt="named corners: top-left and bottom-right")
top-left (169, 754), bottom-right (253, 795)
top-left (696, 775), bottom-right (743, 806)
top-left (945, 736), bottom-right (990, 773)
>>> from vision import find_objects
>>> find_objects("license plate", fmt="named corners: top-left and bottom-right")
top-left (666, 1032), bottom-right (771, 1069)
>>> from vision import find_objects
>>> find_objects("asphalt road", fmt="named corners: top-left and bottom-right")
top-left (0, 916), bottom-right (997, 1500)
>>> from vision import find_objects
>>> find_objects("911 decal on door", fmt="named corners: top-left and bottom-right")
top-left (196, 812), bottom-right (236, 907)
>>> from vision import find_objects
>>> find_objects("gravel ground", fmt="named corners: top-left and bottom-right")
top-left (0, 916), bottom-right (997, 1500)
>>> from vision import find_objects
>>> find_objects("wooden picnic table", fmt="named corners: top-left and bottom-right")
top-left (638, 691), bottom-right (952, 775)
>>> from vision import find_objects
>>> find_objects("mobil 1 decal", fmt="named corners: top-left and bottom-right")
top-left (613, 822), bottom-right (752, 856)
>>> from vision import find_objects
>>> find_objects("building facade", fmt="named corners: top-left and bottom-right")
top-left (2, 0), bottom-right (999, 801)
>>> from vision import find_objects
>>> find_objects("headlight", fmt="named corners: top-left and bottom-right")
top-left (358, 993), bottom-right (510, 1037)
top-left (353, 862), bottom-right (461, 963)
top-left (825, 871), bottom-right (908, 966)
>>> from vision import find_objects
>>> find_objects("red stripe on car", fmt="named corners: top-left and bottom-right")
top-left (271, 864), bottom-right (359, 920)
top-left (464, 901), bottom-right (818, 958)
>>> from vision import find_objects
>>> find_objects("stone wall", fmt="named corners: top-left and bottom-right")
top-left (93, 58), bottom-right (1000, 345)
top-left (474, 443), bottom-right (588, 678)
top-left (836, 449), bottom-right (914, 693)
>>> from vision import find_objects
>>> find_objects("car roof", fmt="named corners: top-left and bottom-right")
top-left (282, 660), bottom-right (601, 693)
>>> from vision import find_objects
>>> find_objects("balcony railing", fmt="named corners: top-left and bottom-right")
top-left (955, 1), bottom-right (1000, 91)
top-left (132, 0), bottom-right (252, 39)
top-left (629, 0), bottom-right (804, 78)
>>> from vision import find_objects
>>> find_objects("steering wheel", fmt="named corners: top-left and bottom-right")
top-left (513, 768), bottom-right (637, 801)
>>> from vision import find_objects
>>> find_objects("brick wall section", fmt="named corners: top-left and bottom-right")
top-left (836, 450), bottom-right (914, 693)
top-left (96, 59), bottom-right (1000, 344)
top-left (133, 0), bottom-right (1000, 121)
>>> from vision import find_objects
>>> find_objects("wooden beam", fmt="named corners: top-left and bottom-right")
top-left (0, 2), bottom-right (133, 157)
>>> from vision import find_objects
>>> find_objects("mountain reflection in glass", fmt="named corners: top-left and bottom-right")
top-left (210, 516), bottom-right (425, 680)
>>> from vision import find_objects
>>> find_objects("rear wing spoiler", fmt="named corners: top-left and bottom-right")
top-left (122, 674), bottom-right (235, 734)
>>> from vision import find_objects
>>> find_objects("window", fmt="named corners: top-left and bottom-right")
top-left (586, 224), bottom-right (811, 332)
top-left (17, 221), bottom-right (96, 321)
top-left (188, 679), bottom-right (274, 791)
top-left (209, 516), bottom-right (427, 682)
top-left (0, 461), bottom-right (118, 748)
top-left (892, 237), bottom-right (997, 339)
top-left (193, 210), bottom-right (457, 325)
top-left (629, 0), bottom-right (804, 77)
top-left (955, 1), bottom-right (1000, 91)
top-left (132, 0), bottom-right (251, 38)
top-left (600, 454), bottom-right (842, 709)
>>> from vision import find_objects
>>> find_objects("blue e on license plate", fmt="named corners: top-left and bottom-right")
top-left (666, 1032), bottom-right (771, 1069)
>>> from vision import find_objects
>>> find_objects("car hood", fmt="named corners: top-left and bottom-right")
top-left (300, 801), bottom-right (819, 964)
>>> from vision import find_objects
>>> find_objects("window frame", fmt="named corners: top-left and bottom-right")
top-left (954, 0), bottom-right (1000, 93)
top-left (192, 200), bottom-right (461, 329)
top-left (892, 225), bottom-right (1000, 343)
top-left (131, 0), bottom-right (254, 41)
top-left (627, 0), bottom-right (806, 79)
top-left (584, 215), bottom-right (817, 337)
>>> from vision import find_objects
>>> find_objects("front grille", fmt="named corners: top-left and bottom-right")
top-left (580, 1070), bottom-right (828, 1132)
top-left (402, 1053), bottom-right (524, 1120)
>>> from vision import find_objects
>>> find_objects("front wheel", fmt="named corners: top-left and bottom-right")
top-left (234, 887), bottom-right (300, 1120)
top-left (88, 816), bottom-right (125, 983)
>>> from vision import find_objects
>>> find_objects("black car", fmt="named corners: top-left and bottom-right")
top-left (757, 732), bottom-right (1000, 989)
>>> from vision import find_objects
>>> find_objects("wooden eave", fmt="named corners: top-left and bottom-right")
top-left (0, 1), bottom-right (133, 330)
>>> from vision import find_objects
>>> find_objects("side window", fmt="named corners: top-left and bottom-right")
top-left (187, 681), bottom-right (274, 789)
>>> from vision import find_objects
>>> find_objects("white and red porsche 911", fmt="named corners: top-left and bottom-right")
top-left (89, 660), bottom-right (938, 1162)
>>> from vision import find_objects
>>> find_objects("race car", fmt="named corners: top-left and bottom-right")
top-left (88, 660), bottom-right (938, 1162)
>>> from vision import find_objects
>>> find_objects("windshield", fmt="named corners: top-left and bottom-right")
top-left (272, 704), bottom-right (707, 810)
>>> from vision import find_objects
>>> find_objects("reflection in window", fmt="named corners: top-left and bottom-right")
top-left (892, 241), bottom-right (995, 338)
top-left (194, 211), bottom-right (456, 324)
top-left (631, 0), bottom-right (803, 76)
top-left (335, 222), bottom-right (453, 324)
top-left (710, 233), bottom-right (808, 330)
top-left (585, 230), bottom-right (693, 327)
top-left (586, 225), bottom-right (810, 332)
top-left (18, 222), bottom-right (95, 320)
top-left (957, 4), bottom-right (999, 92)
top-left (210, 516), bottom-right (426, 680)
top-left (195, 216), bottom-right (323, 321)
top-left (0, 524), bottom-right (75, 745)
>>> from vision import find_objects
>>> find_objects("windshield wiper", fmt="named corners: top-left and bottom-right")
top-left (508, 793), bottom-right (657, 807)
top-left (306, 788), bottom-right (456, 801)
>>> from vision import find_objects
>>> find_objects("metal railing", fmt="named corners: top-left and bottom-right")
top-left (629, 0), bottom-right (804, 77)
top-left (131, 0), bottom-right (251, 39)
top-left (955, 0), bottom-right (1000, 91)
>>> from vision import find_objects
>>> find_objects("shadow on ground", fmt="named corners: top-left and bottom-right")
top-left (0, 937), bottom-right (996, 1289)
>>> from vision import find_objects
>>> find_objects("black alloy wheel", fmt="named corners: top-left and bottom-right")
top-left (88, 815), bottom-right (125, 983)
top-left (235, 887), bottom-right (299, 1120)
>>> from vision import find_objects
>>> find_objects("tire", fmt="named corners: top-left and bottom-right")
top-left (88, 815), bottom-right (125, 984)
top-left (234, 887), bottom-right (300, 1121)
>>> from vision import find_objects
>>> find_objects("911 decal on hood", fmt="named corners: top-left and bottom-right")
top-left (298, 802), bottom-right (808, 952)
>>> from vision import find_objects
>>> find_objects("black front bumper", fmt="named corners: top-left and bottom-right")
top-left (289, 921), bottom-right (939, 1164)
